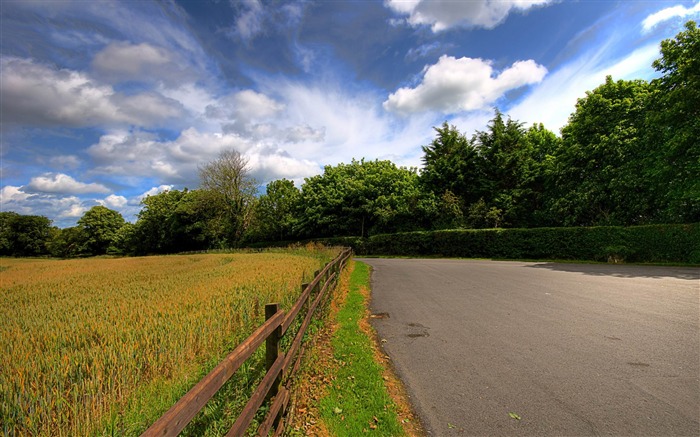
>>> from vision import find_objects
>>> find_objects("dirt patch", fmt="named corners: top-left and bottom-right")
top-left (285, 261), bottom-right (353, 436)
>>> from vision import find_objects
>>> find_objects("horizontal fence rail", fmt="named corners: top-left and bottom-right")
top-left (142, 248), bottom-right (352, 437)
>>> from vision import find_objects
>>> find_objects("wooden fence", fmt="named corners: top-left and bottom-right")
top-left (142, 248), bottom-right (353, 437)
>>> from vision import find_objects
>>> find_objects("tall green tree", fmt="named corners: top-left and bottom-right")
top-left (420, 122), bottom-right (485, 208)
top-left (135, 189), bottom-right (186, 254)
top-left (297, 159), bottom-right (428, 237)
top-left (647, 20), bottom-right (700, 222)
top-left (77, 206), bottom-right (125, 255)
top-left (552, 76), bottom-right (653, 226)
top-left (251, 179), bottom-right (301, 241)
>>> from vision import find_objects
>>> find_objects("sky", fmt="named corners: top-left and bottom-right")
top-left (1, 0), bottom-right (699, 228)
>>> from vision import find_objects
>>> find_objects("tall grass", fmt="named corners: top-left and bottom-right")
top-left (0, 246), bottom-right (336, 436)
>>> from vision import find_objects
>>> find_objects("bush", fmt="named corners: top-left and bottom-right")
top-left (349, 224), bottom-right (699, 264)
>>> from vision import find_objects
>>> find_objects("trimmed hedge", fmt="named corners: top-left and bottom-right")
top-left (321, 224), bottom-right (700, 264)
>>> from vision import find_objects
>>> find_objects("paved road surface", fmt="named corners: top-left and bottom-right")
top-left (360, 258), bottom-right (700, 436)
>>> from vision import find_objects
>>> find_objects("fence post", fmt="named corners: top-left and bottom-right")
top-left (265, 303), bottom-right (281, 402)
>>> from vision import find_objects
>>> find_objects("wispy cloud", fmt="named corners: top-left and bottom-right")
top-left (642, 1), bottom-right (700, 32)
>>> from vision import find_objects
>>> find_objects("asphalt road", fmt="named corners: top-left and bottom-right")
top-left (360, 258), bottom-right (700, 436)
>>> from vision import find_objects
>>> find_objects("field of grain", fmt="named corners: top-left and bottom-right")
top-left (0, 247), bottom-right (336, 436)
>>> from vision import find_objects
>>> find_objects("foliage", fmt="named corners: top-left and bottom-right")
top-left (553, 76), bottom-right (654, 226)
top-left (198, 150), bottom-right (258, 246)
top-left (0, 250), bottom-right (333, 435)
top-left (249, 179), bottom-right (301, 242)
top-left (76, 205), bottom-right (126, 256)
top-left (348, 223), bottom-right (699, 264)
top-left (648, 20), bottom-right (700, 222)
top-left (0, 212), bottom-right (52, 257)
top-left (296, 159), bottom-right (432, 238)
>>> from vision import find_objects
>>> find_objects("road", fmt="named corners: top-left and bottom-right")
top-left (360, 258), bottom-right (700, 436)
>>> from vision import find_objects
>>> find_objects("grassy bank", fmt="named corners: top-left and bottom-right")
top-left (286, 260), bottom-right (418, 436)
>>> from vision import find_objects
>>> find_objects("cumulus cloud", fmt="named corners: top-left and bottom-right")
top-left (98, 194), bottom-right (128, 209)
top-left (386, 0), bottom-right (555, 31)
top-left (26, 173), bottom-right (110, 194)
top-left (384, 55), bottom-right (547, 115)
top-left (0, 57), bottom-right (184, 128)
top-left (0, 185), bottom-right (86, 225)
top-left (642, 1), bottom-right (700, 32)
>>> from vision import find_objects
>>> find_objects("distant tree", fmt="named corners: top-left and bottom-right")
top-left (251, 179), bottom-right (301, 242)
top-left (297, 159), bottom-right (428, 237)
top-left (135, 189), bottom-right (187, 254)
top-left (0, 212), bottom-right (52, 256)
top-left (77, 206), bottom-right (125, 255)
top-left (109, 222), bottom-right (138, 255)
top-left (420, 122), bottom-right (485, 208)
top-left (48, 226), bottom-right (84, 258)
top-left (198, 150), bottom-right (258, 246)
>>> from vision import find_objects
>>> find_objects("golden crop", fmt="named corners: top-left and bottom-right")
top-left (0, 247), bottom-right (335, 436)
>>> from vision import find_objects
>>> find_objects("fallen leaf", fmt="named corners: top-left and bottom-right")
top-left (508, 412), bottom-right (521, 420)
top-left (333, 407), bottom-right (343, 415)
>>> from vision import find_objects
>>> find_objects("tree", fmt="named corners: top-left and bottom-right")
top-left (647, 20), bottom-right (700, 222)
top-left (420, 122), bottom-right (485, 208)
top-left (198, 150), bottom-right (258, 246)
top-left (77, 206), bottom-right (125, 255)
top-left (297, 159), bottom-right (428, 238)
top-left (47, 226), bottom-right (84, 258)
top-left (0, 212), bottom-right (52, 256)
top-left (552, 76), bottom-right (654, 226)
top-left (135, 188), bottom-right (187, 254)
top-left (251, 179), bottom-right (301, 242)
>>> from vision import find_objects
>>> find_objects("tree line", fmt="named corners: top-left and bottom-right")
top-left (2, 22), bottom-right (698, 257)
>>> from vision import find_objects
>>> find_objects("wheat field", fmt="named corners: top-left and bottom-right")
top-left (0, 247), bottom-right (335, 436)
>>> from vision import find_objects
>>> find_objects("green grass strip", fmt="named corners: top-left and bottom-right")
top-left (319, 261), bottom-right (405, 436)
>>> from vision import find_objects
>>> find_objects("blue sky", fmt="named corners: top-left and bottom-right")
top-left (2, 0), bottom-right (699, 227)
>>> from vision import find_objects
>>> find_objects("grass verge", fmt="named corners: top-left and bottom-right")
top-left (288, 260), bottom-right (421, 436)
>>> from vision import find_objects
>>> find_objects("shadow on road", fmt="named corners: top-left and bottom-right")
top-left (527, 262), bottom-right (700, 280)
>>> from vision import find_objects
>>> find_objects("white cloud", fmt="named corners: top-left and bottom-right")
top-left (98, 194), bottom-right (128, 209)
top-left (0, 185), bottom-right (31, 209)
top-left (205, 90), bottom-right (285, 122)
top-left (385, 0), bottom-right (555, 31)
top-left (642, 1), bottom-right (700, 32)
top-left (0, 57), bottom-right (184, 128)
top-left (384, 55), bottom-right (547, 115)
top-left (26, 173), bottom-right (110, 194)
top-left (0, 185), bottom-right (87, 225)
